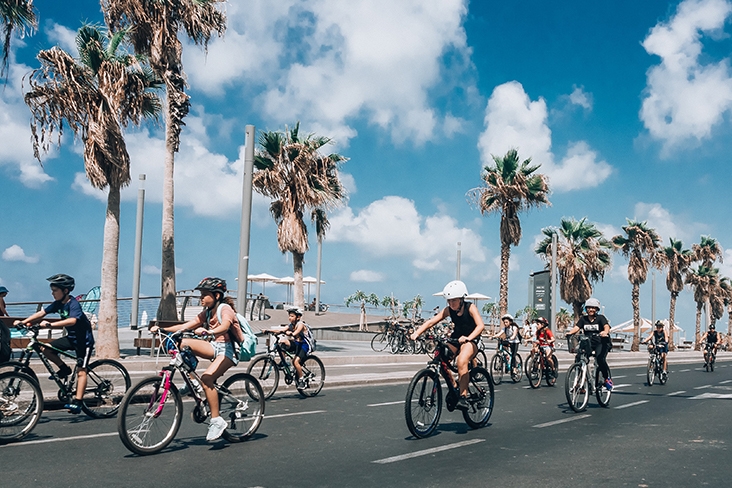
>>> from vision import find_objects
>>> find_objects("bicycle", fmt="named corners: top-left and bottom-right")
top-left (247, 332), bottom-right (325, 400)
top-left (645, 342), bottom-right (667, 386)
top-left (4, 325), bottom-right (130, 418)
top-left (404, 337), bottom-right (494, 438)
top-left (526, 345), bottom-right (558, 388)
top-left (490, 340), bottom-right (523, 385)
top-left (703, 343), bottom-right (717, 372)
top-left (117, 331), bottom-right (265, 455)
top-left (0, 370), bottom-right (43, 444)
top-left (371, 320), bottom-right (399, 352)
top-left (564, 335), bottom-right (612, 412)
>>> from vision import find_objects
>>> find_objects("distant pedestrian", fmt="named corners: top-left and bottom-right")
top-left (0, 286), bottom-right (8, 316)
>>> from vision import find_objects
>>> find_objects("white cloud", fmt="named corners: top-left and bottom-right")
top-left (350, 269), bottom-right (385, 282)
top-left (2, 245), bottom-right (39, 264)
top-left (478, 81), bottom-right (612, 193)
top-left (640, 0), bottom-right (732, 150)
top-left (46, 22), bottom-right (78, 55)
top-left (632, 202), bottom-right (707, 244)
top-left (443, 113), bottom-right (466, 137)
top-left (328, 196), bottom-right (488, 274)
top-left (568, 85), bottom-right (593, 110)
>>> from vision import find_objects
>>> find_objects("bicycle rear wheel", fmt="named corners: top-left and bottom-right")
top-left (565, 363), bottom-right (589, 412)
top-left (298, 355), bottom-right (325, 397)
top-left (510, 357), bottom-right (523, 383)
top-left (545, 354), bottom-right (558, 387)
top-left (246, 355), bottom-right (280, 400)
top-left (220, 373), bottom-right (265, 442)
top-left (474, 349), bottom-right (488, 369)
top-left (0, 371), bottom-right (43, 444)
top-left (404, 368), bottom-right (442, 438)
top-left (81, 359), bottom-right (131, 418)
top-left (659, 364), bottom-right (668, 385)
top-left (490, 354), bottom-right (503, 385)
top-left (526, 354), bottom-right (541, 388)
top-left (117, 376), bottom-right (183, 455)
top-left (371, 332), bottom-right (389, 352)
top-left (462, 367), bottom-right (494, 429)
top-left (595, 368), bottom-right (612, 407)
top-left (646, 358), bottom-right (656, 386)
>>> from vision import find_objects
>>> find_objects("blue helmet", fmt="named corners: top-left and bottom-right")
top-left (0, 286), bottom-right (8, 294)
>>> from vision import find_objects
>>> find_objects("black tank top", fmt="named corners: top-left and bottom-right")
top-left (653, 330), bottom-right (665, 343)
top-left (449, 301), bottom-right (476, 339)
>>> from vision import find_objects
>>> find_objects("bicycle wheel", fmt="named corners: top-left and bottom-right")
top-left (298, 355), bottom-right (325, 397)
top-left (220, 373), bottom-right (265, 443)
top-left (462, 367), bottom-right (494, 429)
top-left (81, 359), bottom-right (131, 418)
top-left (390, 332), bottom-right (402, 354)
top-left (490, 354), bottom-right (503, 385)
top-left (246, 355), bottom-right (280, 400)
top-left (526, 354), bottom-right (541, 389)
top-left (474, 349), bottom-right (488, 369)
top-left (117, 376), bottom-right (183, 456)
top-left (545, 355), bottom-right (558, 387)
top-left (371, 332), bottom-right (389, 352)
top-left (565, 363), bottom-right (589, 412)
top-left (0, 361), bottom-right (37, 382)
top-left (0, 371), bottom-right (43, 444)
top-left (646, 358), bottom-right (655, 386)
top-left (404, 368), bottom-right (442, 438)
top-left (510, 357), bottom-right (523, 383)
top-left (595, 368), bottom-right (612, 407)
top-left (659, 362), bottom-right (668, 385)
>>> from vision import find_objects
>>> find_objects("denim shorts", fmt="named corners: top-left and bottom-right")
top-left (210, 341), bottom-right (239, 366)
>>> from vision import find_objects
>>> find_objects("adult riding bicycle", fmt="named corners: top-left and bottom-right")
top-left (5, 324), bottom-right (130, 418)
top-left (525, 345), bottom-right (558, 388)
top-left (247, 332), bottom-right (325, 399)
top-left (645, 342), bottom-right (668, 385)
top-left (564, 334), bottom-right (612, 412)
top-left (117, 331), bottom-right (264, 455)
top-left (0, 370), bottom-right (43, 444)
top-left (703, 342), bottom-right (717, 372)
top-left (404, 336), bottom-right (494, 438)
top-left (490, 340), bottom-right (523, 385)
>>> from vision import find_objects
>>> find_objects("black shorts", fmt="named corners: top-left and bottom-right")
top-left (49, 336), bottom-right (93, 369)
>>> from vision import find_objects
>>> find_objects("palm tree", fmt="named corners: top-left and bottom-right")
top-left (253, 123), bottom-right (348, 310)
top-left (25, 25), bottom-right (161, 358)
top-left (1, 0), bottom-right (37, 77)
top-left (555, 307), bottom-right (572, 332)
top-left (612, 220), bottom-right (663, 351)
top-left (103, 0), bottom-right (226, 320)
top-left (482, 302), bottom-right (500, 334)
top-left (535, 217), bottom-right (612, 322)
top-left (402, 295), bottom-right (424, 321)
top-left (380, 294), bottom-right (401, 321)
top-left (686, 265), bottom-right (719, 350)
top-left (470, 148), bottom-right (550, 315)
top-left (660, 238), bottom-right (692, 350)
top-left (692, 235), bottom-right (723, 268)
top-left (345, 291), bottom-right (379, 332)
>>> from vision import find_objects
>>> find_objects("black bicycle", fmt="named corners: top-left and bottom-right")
top-left (645, 342), bottom-right (667, 385)
top-left (4, 325), bottom-right (130, 418)
top-left (703, 343), bottom-right (717, 372)
top-left (490, 340), bottom-right (523, 385)
top-left (0, 370), bottom-right (43, 444)
top-left (404, 337), bottom-right (494, 438)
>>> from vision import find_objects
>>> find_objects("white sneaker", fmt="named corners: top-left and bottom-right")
top-left (206, 416), bottom-right (227, 441)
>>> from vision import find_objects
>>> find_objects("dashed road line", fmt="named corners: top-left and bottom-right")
top-left (613, 375), bottom-right (627, 379)
top-left (614, 400), bottom-right (649, 410)
top-left (372, 439), bottom-right (485, 464)
top-left (667, 391), bottom-right (685, 396)
top-left (533, 414), bottom-right (591, 428)
top-left (367, 400), bottom-right (404, 407)
top-left (266, 410), bottom-right (327, 419)
top-left (679, 369), bottom-right (691, 372)
top-left (693, 384), bottom-right (712, 390)
top-left (0, 432), bottom-right (118, 448)
top-left (719, 380), bottom-right (732, 385)
top-left (690, 392), bottom-right (732, 400)
top-left (611, 383), bottom-right (631, 389)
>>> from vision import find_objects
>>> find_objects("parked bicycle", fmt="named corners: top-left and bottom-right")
top-left (490, 340), bottom-right (523, 385)
top-left (703, 343), bottom-right (717, 372)
top-left (0, 370), bottom-right (43, 444)
top-left (404, 336), bottom-right (494, 438)
top-left (117, 331), bottom-right (264, 455)
top-left (525, 346), bottom-right (558, 388)
top-left (564, 335), bottom-right (612, 412)
top-left (4, 324), bottom-right (130, 418)
top-left (247, 332), bottom-right (325, 399)
top-left (646, 342), bottom-right (668, 385)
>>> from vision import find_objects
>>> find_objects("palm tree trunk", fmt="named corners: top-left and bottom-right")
top-left (158, 113), bottom-right (177, 321)
top-left (292, 251), bottom-right (305, 309)
top-left (572, 302), bottom-right (583, 325)
top-left (96, 184), bottom-right (121, 359)
top-left (631, 283), bottom-right (640, 352)
top-left (694, 304), bottom-right (702, 351)
top-left (498, 241), bottom-right (510, 315)
top-left (668, 292), bottom-right (677, 351)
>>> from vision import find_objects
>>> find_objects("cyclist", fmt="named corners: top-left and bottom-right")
top-left (150, 277), bottom-right (238, 441)
top-left (0, 285), bottom-right (8, 316)
top-left (411, 280), bottom-right (484, 410)
top-left (566, 297), bottom-right (612, 390)
top-left (641, 321), bottom-right (668, 374)
top-left (700, 324), bottom-right (722, 364)
top-left (13, 274), bottom-right (94, 414)
top-left (262, 307), bottom-right (310, 388)
top-left (493, 313), bottom-right (521, 374)
top-left (532, 317), bottom-right (556, 373)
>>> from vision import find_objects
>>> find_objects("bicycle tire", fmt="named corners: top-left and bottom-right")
top-left (526, 354), bottom-right (541, 388)
top-left (117, 376), bottom-right (183, 456)
top-left (298, 355), bottom-right (325, 397)
top-left (474, 349), bottom-right (488, 369)
top-left (510, 357), bottom-right (523, 383)
top-left (371, 332), bottom-right (389, 352)
top-left (404, 368), bottom-right (442, 438)
top-left (0, 361), bottom-right (37, 382)
top-left (545, 354), bottom-right (558, 387)
top-left (658, 363), bottom-right (668, 385)
top-left (462, 366), bottom-right (494, 429)
top-left (390, 331), bottom-right (402, 354)
top-left (220, 373), bottom-right (265, 442)
top-left (81, 359), bottom-right (131, 418)
top-left (565, 363), bottom-right (589, 412)
top-left (0, 371), bottom-right (43, 444)
top-left (246, 355), bottom-right (280, 400)
top-left (595, 368), bottom-right (612, 408)
top-left (646, 357), bottom-right (655, 386)
top-left (490, 354), bottom-right (503, 385)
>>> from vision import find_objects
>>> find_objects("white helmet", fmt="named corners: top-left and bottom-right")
top-left (442, 280), bottom-right (469, 300)
top-left (585, 297), bottom-right (601, 310)
top-left (501, 313), bottom-right (514, 322)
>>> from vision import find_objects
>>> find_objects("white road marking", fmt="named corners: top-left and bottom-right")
top-left (694, 385), bottom-right (712, 390)
top-left (719, 380), bottom-right (732, 384)
top-left (372, 439), bottom-right (485, 464)
top-left (0, 432), bottom-right (118, 448)
top-left (690, 392), bottom-right (732, 400)
top-left (635, 374), bottom-right (646, 377)
top-left (679, 369), bottom-right (691, 372)
top-left (266, 410), bottom-right (327, 419)
top-left (533, 414), bottom-right (591, 428)
top-left (611, 384), bottom-right (631, 389)
top-left (667, 391), bottom-right (685, 396)
top-left (614, 400), bottom-right (649, 409)
top-left (613, 375), bottom-right (627, 379)
top-left (367, 400), bottom-right (404, 407)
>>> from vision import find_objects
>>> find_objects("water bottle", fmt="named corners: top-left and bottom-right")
top-left (189, 376), bottom-right (203, 394)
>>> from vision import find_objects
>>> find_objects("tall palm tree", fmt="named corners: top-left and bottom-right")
top-left (660, 238), bottom-right (692, 350)
top-left (686, 265), bottom-right (719, 350)
top-left (470, 148), bottom-right (550, 315)
top-left (253, 123), bottom-right (348, 310)
top-left (25, 25), bottom-right (161, 358)
top-left (612, 220), bottom-right (663, 351)
top-left (535, 217), bottom-right (612, 323)
top-left (103, 0), bottom-right (226, 320)
top-left (692, 235), bottom-right (723, 268)
top-left (1, 0), bottom-right (36, 77)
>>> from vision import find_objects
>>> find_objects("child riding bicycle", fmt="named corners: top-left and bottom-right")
top-left (262, 307), bottom-right (310, 388)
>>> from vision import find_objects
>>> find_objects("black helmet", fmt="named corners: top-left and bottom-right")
top-left (47, 274), bottom-right (75, 292)
top-left (195, 277), bottom-right (227, 297)
top-left (655, 321), bottom-right (664, 328)
top-left (710, 323), bottom-right (716, 330)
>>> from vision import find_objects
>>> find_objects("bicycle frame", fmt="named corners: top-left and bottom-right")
top-left (13, 329), bottom-right (81, 395)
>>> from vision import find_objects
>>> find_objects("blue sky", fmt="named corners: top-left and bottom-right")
top-left (3, 0), bottom-right (732, 335)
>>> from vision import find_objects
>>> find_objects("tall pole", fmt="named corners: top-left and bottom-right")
top-left (651, 272), bottom-right (656, 325)
top-left (550, 232), bottom-right (557, 330)
top-left (237, 125), bottom-right (255, 313)
top-left (130, 174), bottom-right (145, 330)
top-left (456, 242), bottom-right (461, 280)
top-left (315, 236), bottom-right (323, 315)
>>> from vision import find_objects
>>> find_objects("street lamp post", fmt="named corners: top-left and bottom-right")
top-left (237, 125), bottom-right (255, 313)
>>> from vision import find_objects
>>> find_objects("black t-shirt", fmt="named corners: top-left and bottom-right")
top-left (576, 314), bottom-right (609, 336)
top-left (449, 301), bottom-right (477, 339)
top-left (653, 329), bottom-right (666, 343)
top-left (706, 331), bottom-right (718, 344)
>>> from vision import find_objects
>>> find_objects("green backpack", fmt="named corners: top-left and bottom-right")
top-left (213, 305), bottom-right (257, 361)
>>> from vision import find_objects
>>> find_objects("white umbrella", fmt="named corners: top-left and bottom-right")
top-left (466, 293), bottom-right (492, 301)
top-left (247, 273), bottom-right (279, 294)
top-left (609, 317), bottom-right (654, 335)
top-left (302, 276), bottom-right (325, 304)
top-left (275, 276), bottom-right (295, 304)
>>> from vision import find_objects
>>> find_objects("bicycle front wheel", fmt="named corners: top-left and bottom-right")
top-left (526, 354), bottom-right (541, 389)
top-left (595, 368), bottom-right (612, 407)
top-left (371, 332), bottom-right (389, 352)
top-left (220, 373), bottom-right (265, 443)
top-left (510, 357), bottom-right (523, 383)
top-left (117, 376), bottom-right (183, 456)
top-left (0, 371), bottom-right (43, 444)
top-left (404, 368), bottom-right (442, 439)
top-left (646, 358), bottom-right (656, 386)
top-left (246, 355), bottom-right (280, 400)
top-left (82, 359), bottom-right (131, 418)
top-left (298, 356), bottom-right (325, 397)
top-left (490, 354), bottom-right (503, 385)
top-left (462, 367), bottom-right (494, 429)
top-left (545, 355), bottom-right (558, 387)
top-left (565, 363), bottom-right (589, 412)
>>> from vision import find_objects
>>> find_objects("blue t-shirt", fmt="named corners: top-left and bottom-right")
top-left (44, 297), bottom-right (95, 347)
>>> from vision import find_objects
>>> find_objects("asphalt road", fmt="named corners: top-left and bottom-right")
top-left (2, 361), bottom-right (731, 487)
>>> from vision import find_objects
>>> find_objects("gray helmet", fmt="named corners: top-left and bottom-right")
top-left (585, 297), bottom-right (601, 310)
top-left (47, 274), bottom-right (75, 292)
top-left (287, 307), bottom-right (304, 316)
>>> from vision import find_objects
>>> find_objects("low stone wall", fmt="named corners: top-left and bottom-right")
top-left (312, 328), bottom-right (378, 342)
